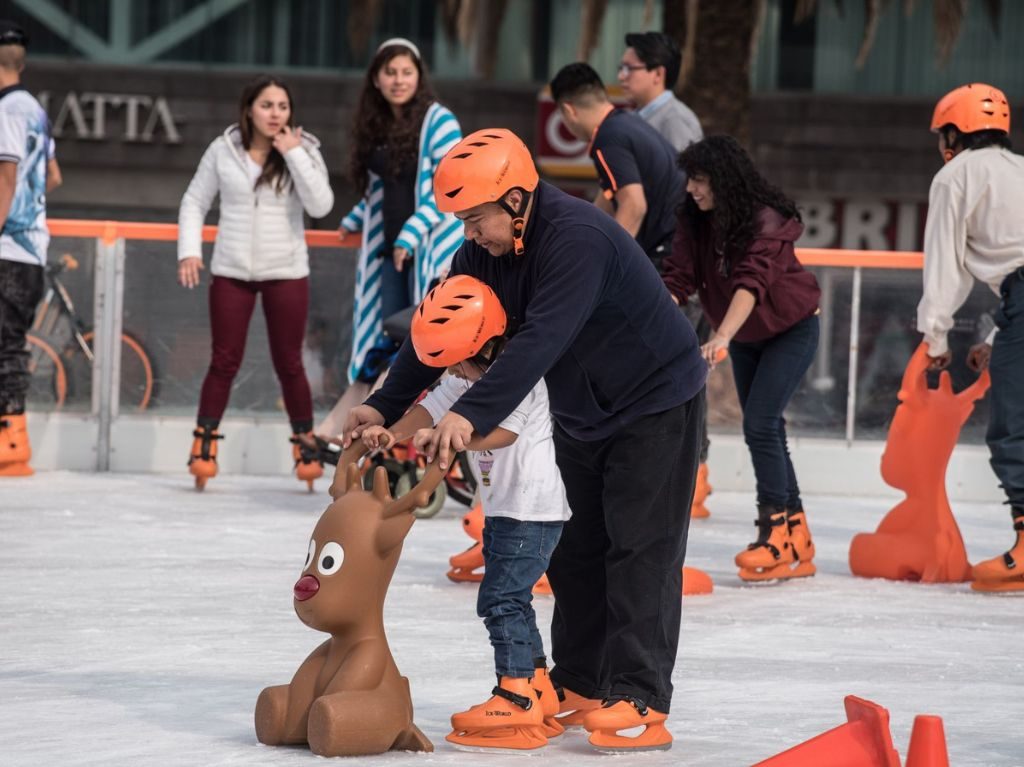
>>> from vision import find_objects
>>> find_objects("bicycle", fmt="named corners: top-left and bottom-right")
top-left (26, 254), bottom-right (155, 411)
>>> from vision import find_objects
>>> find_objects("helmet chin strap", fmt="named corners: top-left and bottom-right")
top-left (497, 189), bottom-right (531, 256)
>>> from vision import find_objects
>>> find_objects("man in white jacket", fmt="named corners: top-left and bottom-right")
top-left (918, 82), bottom-right (1024, 592)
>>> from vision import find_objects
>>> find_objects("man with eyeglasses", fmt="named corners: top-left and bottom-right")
top-left (618, 32), bottom-right (710, 510)
top-left (549, 62), bottom-right (682, 273)
top-left (618, 32), bottom-right (702, 154)
top-left (0, 19), bottom-right (51, 476)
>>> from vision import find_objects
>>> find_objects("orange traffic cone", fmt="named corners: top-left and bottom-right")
top-left (682, 566), bottom-right (713, 595)
top-left (752, 696), bottom-right (902, 767)
top-left (850, 343), bottom-right (988, 583)
top-left (905, 715), bottom-right (949, 767)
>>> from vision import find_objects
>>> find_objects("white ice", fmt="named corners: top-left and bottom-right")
top-left (1, 471), bottom-right (1020, 767)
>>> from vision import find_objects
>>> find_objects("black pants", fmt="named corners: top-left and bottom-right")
top-left (0, 260), bottom-right (44, 414)
top-left (547, 391), bottom-right (704, 714)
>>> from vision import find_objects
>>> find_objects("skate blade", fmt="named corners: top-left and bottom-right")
top-left (447, 726), bottom-right (547, 753)
top-left (738, 561), bottom-right (816, 582)
top-left (446, 568), bottom-right (484, 583)
top-left (588, 726), bottom-right (673, 753)
top-left (970, 577), bottom-right (1024, 593)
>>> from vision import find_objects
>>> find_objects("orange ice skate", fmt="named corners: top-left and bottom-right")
top-left (0, 413), bottom-right (33, 476)
top-left (554, 684), bottom-right (602, 728)
top-left (447, 677), bottom-right (548, 752)
top-left (583, 697), bottom-right (672, 753)
top-left (736, 505), bottom-right (815, 582)
top-left (188, 424), bottom-right (222, 491)
top-left (291, 432), bottom-right (324, 491)
top-left (971, 508), bottom-right (1024, 593)
top-left (531, 667), bottom-right (564, 737)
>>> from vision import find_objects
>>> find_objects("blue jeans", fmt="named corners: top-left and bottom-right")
top-left (478, 516), bottom-right (563, 679)
top-left (378, 247), bottom-right (415, 322)
top-left (729, 315), bottom-right (819, 508)
top-left (988, 270), bottom-right (1024, 508)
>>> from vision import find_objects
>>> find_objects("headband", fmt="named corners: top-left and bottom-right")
top-left (376, 37), bottom-right (421, 61)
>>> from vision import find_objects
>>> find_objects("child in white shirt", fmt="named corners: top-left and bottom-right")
top-left (361, 275), bottom-right (570, 751)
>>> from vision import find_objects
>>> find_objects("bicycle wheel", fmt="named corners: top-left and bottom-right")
top-left (25, 332), bottom-right (67, 409)
top-left (79, 331), bottom-right (155, 412)
top-left (445, 452), bottom-right (478, 507)
top-left (395, 464), bottom-right (448, 519)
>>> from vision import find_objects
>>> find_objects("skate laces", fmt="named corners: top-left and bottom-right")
top-left (747, 513), bottom-right (786, 555)
top-left (1002, 509), bottom-right (1024, 568)
top-left (491, 685), bottom-right (533, 711)
top-left (191, 428), bottom-right (223, 461)
top-left (602, 695), bottom-right (648, 716)
top-left (289, 434), bottom-right (322, 465)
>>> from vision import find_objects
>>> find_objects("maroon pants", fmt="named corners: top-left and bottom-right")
top-left (198, 275), bottom-right (312, 427)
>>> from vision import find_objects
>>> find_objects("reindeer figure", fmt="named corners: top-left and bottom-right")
top-left (255, 444), bottom-right (443, 756)
top-left (849, 342), bottom-right (990, 583)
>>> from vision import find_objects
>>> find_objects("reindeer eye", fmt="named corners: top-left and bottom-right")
top-left (303, 538), bottom-right (316, 571)
top-left (317, 541), bottom-right (344, 576)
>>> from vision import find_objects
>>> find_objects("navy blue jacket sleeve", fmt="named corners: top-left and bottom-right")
top-left (448, 227), bottom-right (614, 436)
top-left (362, 339), bottom-right (443, 426)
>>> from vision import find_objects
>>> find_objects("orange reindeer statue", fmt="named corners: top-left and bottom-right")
top-left (849, 342), bottom-right (990, 583)
top-left (255, 443), bottom-right (444, 756)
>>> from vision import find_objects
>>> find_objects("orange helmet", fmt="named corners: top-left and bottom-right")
top-left (411, 275), bottom-right (507, 367)
top-left (434, 129), bottom-right (539, 214)
top-left (931, 83), bottom-right (1010, 134)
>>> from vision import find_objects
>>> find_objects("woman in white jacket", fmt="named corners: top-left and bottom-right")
top-left (177, 75), bottom-right (334, 490)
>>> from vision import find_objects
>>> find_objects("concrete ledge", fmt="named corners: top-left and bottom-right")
top-left (24, 413), bottom-right (1003, 503)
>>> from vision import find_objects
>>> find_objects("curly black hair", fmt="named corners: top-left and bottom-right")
top-left (349, 44), bottom-right (436, 195)
top-left (677, 135), bottom-right (800, 271)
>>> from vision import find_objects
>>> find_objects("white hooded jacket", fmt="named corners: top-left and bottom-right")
top-left (177, 124), bottom-right (334, 280)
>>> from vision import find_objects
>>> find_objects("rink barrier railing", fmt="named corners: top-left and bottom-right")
top-left (46, 219), bottom-right (921, 470)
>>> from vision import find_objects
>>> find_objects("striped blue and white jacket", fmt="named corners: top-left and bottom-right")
top-left (342, 102), bottom-right (463, 383)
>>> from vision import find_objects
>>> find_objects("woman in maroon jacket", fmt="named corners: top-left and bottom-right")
top-left (663, 135), bottom-right (821, 582)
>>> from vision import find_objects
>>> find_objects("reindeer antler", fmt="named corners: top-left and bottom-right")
top-left (898, 342), bottom-right (932, 403)
top-left (958, 368), bottom-right (991, 405)
top-left (329, 442), bottom-right (370, 500)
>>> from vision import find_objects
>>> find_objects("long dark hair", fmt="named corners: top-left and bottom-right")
top-left (349, 44), bottom-right (436, 194)
top-left (677, 135), bottom-right (800, 271)
top-left (238, 75), bottom-right (295, 193)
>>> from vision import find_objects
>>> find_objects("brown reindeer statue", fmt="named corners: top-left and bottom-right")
top-left (255, 442), bottom-right (444, 756)
top-left (849, 342), bottom-right (990, 583)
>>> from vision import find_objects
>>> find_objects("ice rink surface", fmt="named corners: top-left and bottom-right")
top-left (1, 471), bottom-right (1020, 767)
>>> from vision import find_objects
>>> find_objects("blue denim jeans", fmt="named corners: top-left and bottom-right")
top-left (729, 315), bottom-right (819, 508)
top-left (988, 270), bottom-right (1024, 508)
top-left (378, 245), bottom-right (415, 322)
top-left (478, 516), bottom-right (563, 679)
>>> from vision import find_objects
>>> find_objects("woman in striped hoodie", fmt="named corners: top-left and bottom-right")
top-left (342, 39), bottom-right (462, 385)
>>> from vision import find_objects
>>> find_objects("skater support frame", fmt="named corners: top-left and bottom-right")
top-left (40, 218), bottom-right (922, 468)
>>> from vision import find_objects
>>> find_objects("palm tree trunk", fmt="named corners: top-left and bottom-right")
top-left (664, 0), bottom-right (762, 145)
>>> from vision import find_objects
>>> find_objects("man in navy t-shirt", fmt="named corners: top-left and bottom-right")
top-left (550, 62), bottom-right (683, 271)
top-left (343, 129), bottom-right (706, 751)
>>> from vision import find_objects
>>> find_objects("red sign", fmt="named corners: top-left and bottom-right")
top-left (535, 85), bottom-right (631, 179)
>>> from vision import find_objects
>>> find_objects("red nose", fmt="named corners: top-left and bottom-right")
top-left (293, 574), bottom-right (320, 601)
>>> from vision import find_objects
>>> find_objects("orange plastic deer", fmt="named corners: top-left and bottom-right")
top-left (849, 342), bottom-right (990, 583)
top-left (255, 443), bottom-right (443, 756)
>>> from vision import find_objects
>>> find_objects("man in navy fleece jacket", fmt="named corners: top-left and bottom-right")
top-left (343, 129), bottom-right (706, 748)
